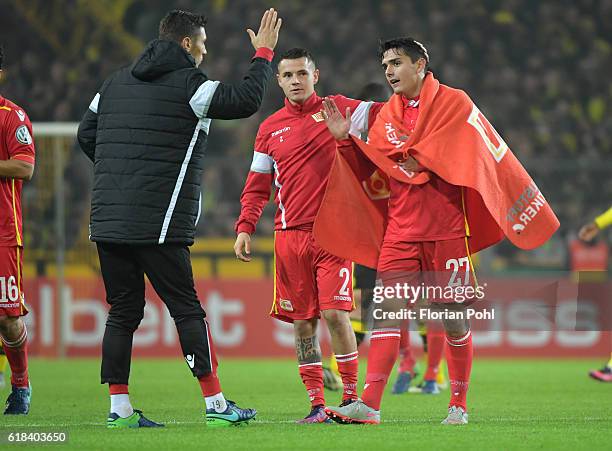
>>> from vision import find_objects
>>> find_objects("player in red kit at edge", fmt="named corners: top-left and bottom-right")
top-left (234, 48), bottom-right (382, 423)
top-left (323, 38), bottom-right (473, 425)
top-left (0, 44), bottom-right (35, 415)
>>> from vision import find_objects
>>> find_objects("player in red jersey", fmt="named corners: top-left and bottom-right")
top-left (0, 44), bottom-right (35, 414)
top-left (234, 48), bottom-right (381, 423)
top-left (322, 38), bottom-right (473, 425)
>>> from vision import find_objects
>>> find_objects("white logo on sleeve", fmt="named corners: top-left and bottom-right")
top-left (16, 110), bottom-right (26, 122)
top-left (185, 354), bottom-right (195, 369)
top-left (15, 125), bottom-right (32, 145)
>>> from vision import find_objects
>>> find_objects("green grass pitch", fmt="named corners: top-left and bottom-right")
top-left (0, 358), bottom-right (610, 450)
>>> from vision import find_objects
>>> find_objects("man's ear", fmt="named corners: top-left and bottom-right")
top-left (181, 36), bottom-right (191, 52)
top-left (313, 68), bottom-right (320, 85)
top-left (276, 73), bottom-right (282, 87)
top-left (417, 58), bottom-right (427, 75)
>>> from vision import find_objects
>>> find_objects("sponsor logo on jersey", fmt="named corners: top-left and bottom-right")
top-left (279, 299), bottom-right (294, 311)
top-left (271, 126), bottom-right (291, 137)
top-left (15, 125), bottom-right (32, 145)
top-left (16, 110), bottom-right (26, 122)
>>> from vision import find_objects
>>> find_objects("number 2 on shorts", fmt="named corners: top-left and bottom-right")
top-left (339, 267), bottom-right (351, 295)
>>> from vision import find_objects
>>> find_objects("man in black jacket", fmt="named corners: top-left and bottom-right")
top-left (77, 8), bottom-right (281, 428)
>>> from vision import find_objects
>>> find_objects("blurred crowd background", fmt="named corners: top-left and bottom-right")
top-left (0, 0), bottom-right (610, 273)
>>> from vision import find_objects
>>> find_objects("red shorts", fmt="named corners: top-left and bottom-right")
top-left (377, 238), bottom-right (476, 304)
top-left (0, 246), bottom-right (28, 317)
top-left (271, 229), bottom-right (354, 323)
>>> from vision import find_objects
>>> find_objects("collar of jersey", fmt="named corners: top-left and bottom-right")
top-left (401, 94), bottom-right (420, 109)
top-left (284, 93), bottom-right (321, 116)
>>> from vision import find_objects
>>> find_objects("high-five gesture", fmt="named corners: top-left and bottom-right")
top-left (321, 97), bottom-right (351, 140)
top-left (247, 8), bottom-right (282, 50)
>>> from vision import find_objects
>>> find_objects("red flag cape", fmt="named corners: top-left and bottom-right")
top-left (314, 73), bottom-right (560, 269)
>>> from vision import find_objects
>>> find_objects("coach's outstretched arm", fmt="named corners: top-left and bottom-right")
top-left (187, 9), bottom-right (282, 120)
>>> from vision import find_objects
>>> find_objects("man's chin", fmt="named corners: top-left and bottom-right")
top-left (288, 94), bottom-right (306, 104)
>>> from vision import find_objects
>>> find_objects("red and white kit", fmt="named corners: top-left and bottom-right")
top-left (0, 95), bottom-right (35, 317)
top-left (236, 93), bottom-right (381, 322)
top-left (378, 95), bottom-right (469, 285)
top-left (357, 95), bottom-right (473, 413)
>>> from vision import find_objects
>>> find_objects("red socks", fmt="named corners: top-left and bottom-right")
top-left (298, 363), bottom-right (325, 407)
top-left (398, 326), bottom-right (415, 374)
top-left (335, 351), bottom-right (358, 401)
top-left (424, 329), bottom-right (445, 381)
top-left (198, 322), bottom-right (222, 396)
top-left (198, 373), bottom-right (222, 397)
top-left (1, 326), bottom-right (29, 388)
top-left (445, 330), bottom-right (473, 411)
top-left (362, 328), bottom-right (400, 410)
top-left (109, 384), bottom-right (129, 395)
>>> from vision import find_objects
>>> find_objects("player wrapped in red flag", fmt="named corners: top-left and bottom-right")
top-left (314, 72), bottom-right (559, 269)
top-left (316, 38), bottom-right (559, 425)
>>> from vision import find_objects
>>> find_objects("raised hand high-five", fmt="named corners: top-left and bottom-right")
top-left (247, 8), bottom-right (282, 51)
top-left (321, 97), bottom-right (351, 140)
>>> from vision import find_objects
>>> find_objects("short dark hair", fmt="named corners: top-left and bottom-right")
top-left (0, 44), bottom-right (4, 70)
top-left (159, 10), bottom-right (207, 43)
top-left (379, 37), bottom-right (430, 68)
top-left (278, 48), bottom-right (316, 68)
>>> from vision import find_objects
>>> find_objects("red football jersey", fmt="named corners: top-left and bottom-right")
top-left (384, 95), bottom-right (466, 242)
top-left (236, 93), bottom-right (380, 234)
top-left (0, 95), bottom-right (35, 247)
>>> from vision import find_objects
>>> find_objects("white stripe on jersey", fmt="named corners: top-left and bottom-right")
top-left (250, 151), bottom-right (274, 173)
top-left (349, 101), bottom-right (373, 138)
top-left (273, 160), bottom-right (287, 229)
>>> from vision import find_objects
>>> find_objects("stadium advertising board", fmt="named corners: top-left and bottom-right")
top-left (21, 277), bottom-right (610, 358)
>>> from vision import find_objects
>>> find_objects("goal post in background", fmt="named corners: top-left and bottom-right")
top-left (30, 122), bottom-right (90, 357)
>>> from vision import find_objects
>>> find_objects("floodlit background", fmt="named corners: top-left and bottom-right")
top-left (1, 2), bottom-right (611, 449)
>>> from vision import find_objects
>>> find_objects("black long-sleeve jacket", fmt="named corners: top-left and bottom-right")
top-left (77, 39), bottom-right (273, 245)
